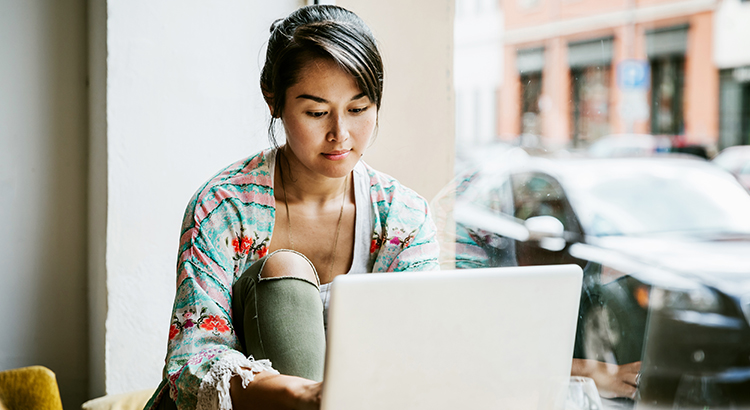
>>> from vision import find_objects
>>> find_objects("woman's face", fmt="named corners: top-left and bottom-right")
top-left (281, 57), bottom-right (377, 179)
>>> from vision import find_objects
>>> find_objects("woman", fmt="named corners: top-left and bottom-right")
top-left (145, 5), bottom-right (440, 410)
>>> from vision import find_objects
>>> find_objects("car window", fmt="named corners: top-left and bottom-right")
top-left (510, 172), bottom-right (577, 232)
top-left (475, 177), bottom-right (514, 216)
top-left (560, 161), bottom-right (750, 236)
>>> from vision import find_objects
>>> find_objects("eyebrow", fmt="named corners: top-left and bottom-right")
top-left (296, 92), bottom-right (368, 103)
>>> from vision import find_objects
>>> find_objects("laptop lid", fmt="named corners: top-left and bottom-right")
top-left (320, 264), bottom-right (583, 410)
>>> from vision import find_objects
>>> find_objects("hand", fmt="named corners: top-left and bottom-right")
top-left (571, 359), bottom-right (641, 399)
top-left (231, 371), bottom-right (322, 410)
top-left (288, 379), bottom-right (322, 410)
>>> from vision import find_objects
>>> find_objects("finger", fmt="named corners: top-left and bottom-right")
top-left (622, 361), bottom-right (642, 372)
top-left (614, 382), bottom-right (637, 399)
top-left (618, 362), bottom-right (641, 381)
top-left (622, 372), bottom-right (638, 387)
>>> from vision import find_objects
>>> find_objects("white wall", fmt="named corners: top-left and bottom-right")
top-left (454, 0), bottom-right (503, 148)
top-left (0, 0), bottom-right (89, 408)
top-left (98, 0), bottom-right (301, 394)
top-left (714, 0), bottom-right (750, 69)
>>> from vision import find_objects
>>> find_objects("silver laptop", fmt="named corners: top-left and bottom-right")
top-left (320, 264), bottom-right (583, 410)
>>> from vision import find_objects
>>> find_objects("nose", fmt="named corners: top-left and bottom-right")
top-left (326, 112), bottom-right (349, 142)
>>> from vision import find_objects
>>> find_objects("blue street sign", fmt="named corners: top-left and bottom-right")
top-left (618, 60), bottom-right (650, 90)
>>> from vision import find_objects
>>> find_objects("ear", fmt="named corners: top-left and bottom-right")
top-left (263, 92), bottom-right (278, 118)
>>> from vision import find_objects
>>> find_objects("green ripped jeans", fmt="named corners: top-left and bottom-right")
top-left (156, 250), bottom-right (326, 410)
top-left (231, 249), bottom-right (327, 382)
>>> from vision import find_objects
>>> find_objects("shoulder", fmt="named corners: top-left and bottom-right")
top-left (196, 149), bottom-right (274, 198)
top-left (184, 149), bottom-right (275, 228)
top-left (362, 162), bottom-right (430, 213)
top-left (362, 163), bottom-right (439, 272)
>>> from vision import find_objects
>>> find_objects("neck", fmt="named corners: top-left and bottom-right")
top-left (276, 145), bottom-right (350, 204)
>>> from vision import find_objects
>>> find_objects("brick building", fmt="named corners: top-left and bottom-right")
top-left (496, 0), bottom-right (749, 150)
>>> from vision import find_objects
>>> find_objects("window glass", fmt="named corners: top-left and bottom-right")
top-left (520, 71), bottom-right (543, 135)
top-left (559, 161), bottom-right (750, 236)
top-left (650, 56), bottom-right (685, 135)
top-left (511, 172), bottom-right (573, 229)
top-left (449, 0), bottom-right (750, 405)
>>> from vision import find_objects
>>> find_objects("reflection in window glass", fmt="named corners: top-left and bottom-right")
top-left (571, 66), bottom-right (610, 146)
top-left (512, 173), bottom-right (570, 228)
top-left (520, 71), bottom-right (542, 136)
top-left (560, 161), bottom-right (750, 236)
top-left (452, 0), bottom-right (750, 404)
top-left (569, 37), bottom-right (613, 146)
top-left (650, 56), bottom-right (685, 136)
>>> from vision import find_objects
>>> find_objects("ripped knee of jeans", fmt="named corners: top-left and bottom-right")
top-left (258, 249), bottom-right (320, 287)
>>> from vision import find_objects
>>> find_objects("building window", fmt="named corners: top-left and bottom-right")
top-left (571, 67), bottom-right (611, 146)
top-left (568, 37), bottom-right (613, 147)
top-left (650, 56), bottom-right (685, 135)
top-left (719, 68), bottom-right (750, 148)
top-left (520, 72), bottom-right (543, 135)
top-left (517, 47), bottom-right (545, 136)
top-left (646, 25), bottom-right (688, 136)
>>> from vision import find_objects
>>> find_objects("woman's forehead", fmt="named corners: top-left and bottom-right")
top-left (287, 58), bottom-right (365, 101)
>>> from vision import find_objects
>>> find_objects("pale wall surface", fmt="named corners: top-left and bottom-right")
top-left (714, 0), bottom-right (750, 69)
top-left (455, 0), bottom-right (504, 147)
top-left (101, 0), bottom-right (300, 394)
top-left (0, 0), bottom-right (89, 408)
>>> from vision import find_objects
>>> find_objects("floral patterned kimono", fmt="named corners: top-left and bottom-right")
top-left (145, 148), bottom-right (440, 410)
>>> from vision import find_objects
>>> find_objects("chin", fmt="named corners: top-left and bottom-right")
top-left (318, 158), bottom-right (359, 179)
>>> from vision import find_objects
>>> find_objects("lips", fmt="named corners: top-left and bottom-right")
top-left (322, 150), bottom-right (351, 161)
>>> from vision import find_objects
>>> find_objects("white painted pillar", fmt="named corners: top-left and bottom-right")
top-left (89, 0), bottom-right (301, 395)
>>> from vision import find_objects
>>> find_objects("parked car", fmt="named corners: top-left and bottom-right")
top-left (712, 145), bottom-right (750, 191)
top-left (588, 133), bottom-right (710, 159)
top-left (435, 149), bottom-right (750, 406)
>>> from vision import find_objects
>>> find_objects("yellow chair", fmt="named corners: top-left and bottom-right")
top-left (0, 365), bottom-right (63, 410)
top-left (81, 389), bottom-right (155, 410)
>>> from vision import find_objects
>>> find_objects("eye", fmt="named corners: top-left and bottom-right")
top-left (349, 106), bottom-right (369, 114)
top-left (307, 111), bottom-right (327, 118)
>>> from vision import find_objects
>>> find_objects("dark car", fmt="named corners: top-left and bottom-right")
top-left (437, 149), bottom-right (750, 406)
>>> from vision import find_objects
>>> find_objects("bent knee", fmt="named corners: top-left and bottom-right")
top-left (260, 250), bottom-right (318, 285)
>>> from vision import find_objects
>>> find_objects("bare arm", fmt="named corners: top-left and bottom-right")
top-left (571, 359), bottom-right (641, 399)
top-left (230, 371), bottom-right (322, 410)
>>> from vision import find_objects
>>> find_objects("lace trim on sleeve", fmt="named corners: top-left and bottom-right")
top-left (196, 353), bottom-right (279, 410)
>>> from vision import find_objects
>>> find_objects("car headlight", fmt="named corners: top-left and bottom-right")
top-left (649, 286), bottom-right (721, 313)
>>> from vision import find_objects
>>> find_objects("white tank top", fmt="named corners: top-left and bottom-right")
top-left (318, 160), bottom-right (373, 330)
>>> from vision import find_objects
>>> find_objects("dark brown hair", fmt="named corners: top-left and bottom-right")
top-left (260, 5), bottom-right (384, 146)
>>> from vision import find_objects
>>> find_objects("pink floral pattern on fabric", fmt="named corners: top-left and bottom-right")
top-left (371, 226), bottom-right (417, 253)
top-left (170, 307), bottom-right (233, 340)
top-left (228, 232), bottom-right (270, 262)
top-left (147, 149), bottom-right (440, 410)
top-left (200, 315), bottom-right (231, 333)
top-left (186, 347), bottom-right (225, 366)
